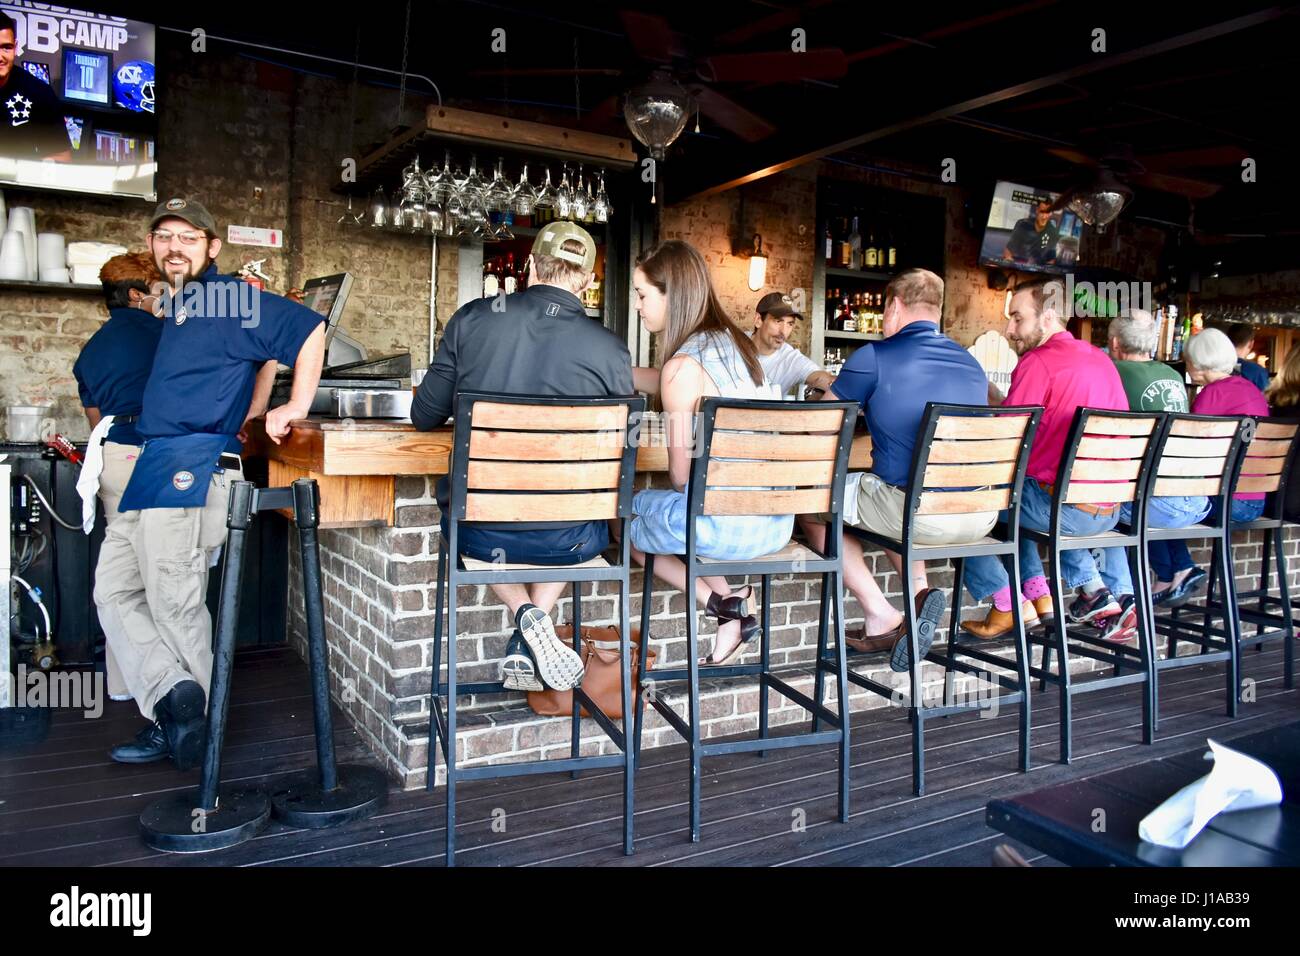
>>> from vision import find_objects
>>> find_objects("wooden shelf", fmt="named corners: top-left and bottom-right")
top-left (0, 279), bottom-right (103, 294)
top-left (825, 267), bottom-right (894, 281)
top-left (825, 329), bottom-right (883, 341)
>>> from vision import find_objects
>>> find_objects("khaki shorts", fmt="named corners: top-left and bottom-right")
top-left (847, 472), bottom-right (998, 546)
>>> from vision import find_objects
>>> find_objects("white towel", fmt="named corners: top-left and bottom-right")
top-left (76, 415), bottom-right (115, 534)
top-left (1138, 739), bottom-right (1283, 849)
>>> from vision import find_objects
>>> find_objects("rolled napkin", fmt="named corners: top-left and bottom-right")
top-left (1138, 739), bottom-right (1283, 849)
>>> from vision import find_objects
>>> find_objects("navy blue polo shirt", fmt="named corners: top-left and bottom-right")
top-left (1236, 359), bottom-right (1269, 393)
top-left (73, 307), bottom-right (164, 446)
top-left (831, 321), bottom-right (989, 487)
top-left (137, 266), bottom-right (324, 453)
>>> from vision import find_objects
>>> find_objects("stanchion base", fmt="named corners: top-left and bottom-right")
top-left (140, 787), bottom-right (271, 853)
top-left (271, 764), bottom-right (388, 828)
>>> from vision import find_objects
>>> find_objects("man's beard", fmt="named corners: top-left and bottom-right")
top-left (155, 254), bottom-right (205, 286)
top-left (1009, 327), bottom-right (1045, 355)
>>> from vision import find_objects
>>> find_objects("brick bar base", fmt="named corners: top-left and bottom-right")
top-left (286, 477), bottom-right (1300, 790)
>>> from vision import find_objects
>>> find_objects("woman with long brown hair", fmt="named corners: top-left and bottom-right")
top-left (627, 239), bottom-right (789, 665)
top-left (1266, 344), bottom-right (1300, 522)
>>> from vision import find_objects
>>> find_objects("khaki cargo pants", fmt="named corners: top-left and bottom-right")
top-left (93, 460), bottom-right (237, 721)
top-left (96, 441), bottom-right (139, 701)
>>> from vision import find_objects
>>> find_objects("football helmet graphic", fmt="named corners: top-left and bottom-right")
top-left (114, 60), bottom-right (156, 114)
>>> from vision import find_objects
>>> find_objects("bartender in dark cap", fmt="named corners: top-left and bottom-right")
top-left (749, 291), bottom-right (836, 397)
top-left (94, 196), bottom-right (326, 770)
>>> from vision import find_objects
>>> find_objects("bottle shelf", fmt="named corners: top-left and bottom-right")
top-left (825, 329), bottom-right (883, 341)
top-left (825, 266), bottom-right (894, 281)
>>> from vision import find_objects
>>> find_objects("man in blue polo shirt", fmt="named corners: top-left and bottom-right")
top-left (94, 197), bottom-right (325, 770)
top-left (802, 268), bottom-right (994, 671)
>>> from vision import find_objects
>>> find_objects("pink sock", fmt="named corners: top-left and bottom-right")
top-left (991, 586), bottom-right (1013, 612)
top-left (1021, 576), bottom-right (1050, 602)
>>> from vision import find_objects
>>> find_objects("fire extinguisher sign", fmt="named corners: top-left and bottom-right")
top-left (226, 225), bottom-right (283, 248)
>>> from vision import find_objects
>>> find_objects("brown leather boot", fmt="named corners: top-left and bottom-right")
top-left (961, 602), bottom-right (1038, 640)
top-left (1028, 595), bottom-right (1054, 627)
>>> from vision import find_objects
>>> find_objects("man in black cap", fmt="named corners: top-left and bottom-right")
top-left (750, 291), bottom-right (835, 397)
top-left (412, 221), bottom-right (634, 694)
top-left (94, 196), bottom-right (326, 770)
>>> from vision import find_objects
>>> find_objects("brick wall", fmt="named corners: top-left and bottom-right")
top-left (1, 38), bottom-right (438, 440)
top-left (659, 164), bottom-right (818, 354)
top-left (286, 475), bottom-right (1300, 790)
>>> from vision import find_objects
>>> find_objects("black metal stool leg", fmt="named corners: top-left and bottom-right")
top-left (686, 566), bottom-right (702, 843)
top-left (270, 481), bottom-right (388, 828)
top-left (140, 480), bottom-right (270, 852)
top-left (570, 579), bottom-right (583, 778)
top-left (633, 556), bottom-right (654, 769)
top-left (832, 569), bottom-right (850, 822)
top-left (1129, 544), bottom-right (1154, 745)
top-left (1048, 553), bottom-right (1072, 764)
top-left (758, 574), bottom-right (771, 755)
top-left (1221, 534), bottom-right (1241, 718)
top-left (619, 573), bottom-right (635, 855)
top-left (902, 559), bottom-right (924, 796)
top-left (1201, 546), bottom-right (1221, 655)
top-left (944, 558), bottom-right (964, 709)
top-left (1258, 529), bottom-right (1272, 643)
top-left (1276, 527), bottom-right (1295, 689)
top-left (445, 543), bottom-right (459, 866)
top-left (1006, 550), bottom-right (1031, 773)
top-left (810, 570), bottom-right (830, 734)
top-left (427, 539), bottom-right (448, 792)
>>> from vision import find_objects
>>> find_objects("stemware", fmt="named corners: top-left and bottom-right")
top-left (593, 169), bottom-right (611, 223)
top-left (369, 186), bottom-right (388, 228)
top-left (572, 165), bottom-right (590, 221)
top-left (512, 163), bottom-right (535, 217)
top-left (534, 167), bottom-right (556, 211)
top-left (556, 166), bottom-right (574, 220)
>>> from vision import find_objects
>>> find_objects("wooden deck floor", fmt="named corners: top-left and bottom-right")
top-left (2, 641), bottom-right (1296, 867)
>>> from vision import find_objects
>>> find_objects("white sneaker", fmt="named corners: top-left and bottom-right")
top-left (518, 607), bottom-right (585, 692)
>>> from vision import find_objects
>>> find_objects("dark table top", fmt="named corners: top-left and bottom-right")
top-left (987, 722), bottom-right (1300, 866)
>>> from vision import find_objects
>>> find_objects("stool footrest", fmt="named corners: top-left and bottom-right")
top-left (456, 753), bottom-right (628, 782)
top-left (1156, 649), bottom-right (1232, 670)
top-left (938, 653), bottom-right (1024, 693)
top-left (700, 730), bottom-right (841, 758)
top-left (766, 673), bottom-right (841, 727)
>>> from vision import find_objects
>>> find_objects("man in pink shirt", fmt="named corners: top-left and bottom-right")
top-left (963, 277), bottom-right (1131, 639)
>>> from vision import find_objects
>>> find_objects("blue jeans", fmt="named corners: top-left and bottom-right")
top-left (964, 480), bottom-right (1119, 602)
top-left (1148, 497), bottom-right (1266, 582)
top-left (1099, 495), bottom-right (1211, 596)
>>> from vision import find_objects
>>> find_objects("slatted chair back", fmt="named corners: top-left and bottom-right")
top-left (900, 403), bottom-right (1043, 545)
top-left (689, 397), bottom-right (857, 520)
top-left (1147, 414), bottom-right (1252, 520)
top-left (448, 392), bottom-right (643, 528)
top-left (1235, 419), bottom-right (1300, 520)
top-left (1053, 408), bottom-right (1164, 518)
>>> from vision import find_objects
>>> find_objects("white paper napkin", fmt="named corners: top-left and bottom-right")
top-left (1138, 739), bottom-right (1283, 849)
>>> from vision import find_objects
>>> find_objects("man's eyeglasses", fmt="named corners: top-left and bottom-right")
top-left (150, 229), bottom-right (208, 246)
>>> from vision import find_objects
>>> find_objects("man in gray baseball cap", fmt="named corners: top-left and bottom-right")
top-left (149, 197), bottom-right (218, 237)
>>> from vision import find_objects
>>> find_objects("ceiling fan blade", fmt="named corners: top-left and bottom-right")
top-left (467, 67), bottom-right (623, 79)
top-left (1134, 170), bottom-right (1222, 200)
top-left (690, 86), bottom-right (776, 142)
top-left (1046, 146), bottom-right (1100, 167)
top-left (580, 94), bottom-right (624, 131)
top-left (619, 10), bottom-right (682, 63)
top-left (1138, 145), bottom-right (1248, 171)
top-left (699, 48), bottom-right (848, 84)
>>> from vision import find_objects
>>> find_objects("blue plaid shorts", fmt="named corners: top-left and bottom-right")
top-left (629, 489), bottom-right (794, 560)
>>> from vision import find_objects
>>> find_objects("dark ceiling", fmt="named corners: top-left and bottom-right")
top-left (112, 1), bottom-right (1300, 248)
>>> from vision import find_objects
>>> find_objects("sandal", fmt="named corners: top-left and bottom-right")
top-left (701, 586), bottom-right (761, 665)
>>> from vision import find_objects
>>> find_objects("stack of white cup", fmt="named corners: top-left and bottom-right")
top-left (0, 202), bottom-right (39, 282)
top-left (38, 232), bottom-right (68, 283)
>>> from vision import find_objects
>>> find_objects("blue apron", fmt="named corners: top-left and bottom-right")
top-left (118, 433), bottom-right (235, 512)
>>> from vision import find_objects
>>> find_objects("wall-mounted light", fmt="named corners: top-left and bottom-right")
top-left (747, 234), bottom-right (768, 292)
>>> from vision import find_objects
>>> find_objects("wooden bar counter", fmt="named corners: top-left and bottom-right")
top-left (248, 416), bottom-right (873, 528)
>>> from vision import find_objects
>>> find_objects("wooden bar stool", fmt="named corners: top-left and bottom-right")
top-left (633, 397), bottom-right (858, 843)
top-left (1167, 417), bottom-right (1299, 691)
top-left (1029, 408), bottom-right (1164, 764)
top-left (834, 402), bottom-right (1042, 796)
top-left (1139, 414), bottom-right (1252, 718)
top-left (428, 391), bottom-right (644, 866)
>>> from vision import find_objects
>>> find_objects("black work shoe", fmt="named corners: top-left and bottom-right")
top-left (1164, 567), bottom-right (1208, 609)
top-left (155, 680), bottom-right (207, 772)
top-left (110, 722), bottom-right (171, 764)
top-left (500, 628), bottom-right (544, 692)
top-left (1067, 587), bottom-right (1121, 625)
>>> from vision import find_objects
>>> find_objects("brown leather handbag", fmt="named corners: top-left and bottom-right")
top-left (527, 624), bottom-right (655, 720)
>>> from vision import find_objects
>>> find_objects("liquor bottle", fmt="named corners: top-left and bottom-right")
top-left (503, 253), bottom-right (517, 294)
top-left (824, 222), bottom-right (834, 262)
top-left (483, 257), bottom-right (499, 298)
top-left (838, 219), bottom-right (852, 268)
top-left (848, 217), bottom-right (862, 271)
top-left (864, 227), bottom-right (879, 270)
top-left (840, 296), bottom-right (855, 332)
top-left (886, 223), bottom-right (897, 272)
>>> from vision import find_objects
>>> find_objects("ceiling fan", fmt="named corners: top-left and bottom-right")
top-left (470, 9), bottom-right (850, 144)
top-left (1046, 142), bottom-right (1244, 202)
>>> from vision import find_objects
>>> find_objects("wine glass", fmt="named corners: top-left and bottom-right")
top-left (368, 186), bottom-right (388, 228)
top-left (485, 157), bottom-right (513, 214)
top-left (556, 166), bottom-right (574, 220)
top-left (593, 169), bottom-right (611, 223)
top-left (534, 167), bottom-right (556, 211)
top-left (512, 163), bottom-right (535, 218)
top-left (572, 165), bottom-right (589, 221)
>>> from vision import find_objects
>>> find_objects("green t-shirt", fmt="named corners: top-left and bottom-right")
top-left (1113, 360), bottom-right (1188, 412)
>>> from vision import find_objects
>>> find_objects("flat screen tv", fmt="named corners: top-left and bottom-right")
top-left (979, 181), bottom-right (1084, 274)
top-left (0, 3), bottom-right (157, 200)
